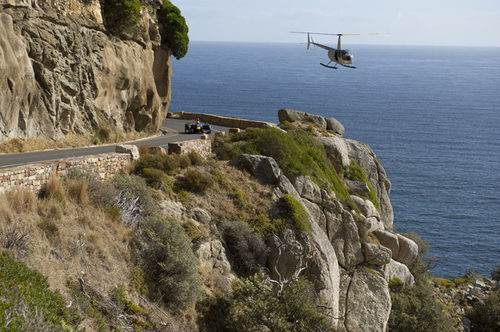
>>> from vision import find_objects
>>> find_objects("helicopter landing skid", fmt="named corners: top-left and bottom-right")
top-left (341, 64), bottom-right (357, 69)
top-left (320, 63), bottom-right (338, 69)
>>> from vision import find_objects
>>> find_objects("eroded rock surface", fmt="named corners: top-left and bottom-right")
top-left (0, 0), bottom-right (171, 142)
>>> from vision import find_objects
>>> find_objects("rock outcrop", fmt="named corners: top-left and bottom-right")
top-left (0, 0), bottom-right (171, 142)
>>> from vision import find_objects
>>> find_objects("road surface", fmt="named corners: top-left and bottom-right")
top-left (0, 119), bottom-right (230, 169)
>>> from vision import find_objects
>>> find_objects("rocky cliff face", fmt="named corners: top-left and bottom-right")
top-left (0, 0), bottom-right (171, 142)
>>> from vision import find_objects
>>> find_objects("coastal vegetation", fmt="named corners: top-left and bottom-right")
top-left (102, 0), bottom-right (141, 35)
top-left (158, 0), bottom-right (190, 59)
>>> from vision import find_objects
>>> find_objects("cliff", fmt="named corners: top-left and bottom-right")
top-left (0, 0), bottom-right (171, 142)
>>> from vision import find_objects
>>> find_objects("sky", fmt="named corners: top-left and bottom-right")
top-left (176, 0), bottom-right (500, 47)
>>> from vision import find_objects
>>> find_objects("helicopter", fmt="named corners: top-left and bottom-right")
top-left (291, 32), bottom-right (377, 69)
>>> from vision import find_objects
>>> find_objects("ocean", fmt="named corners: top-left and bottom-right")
top-left (170, 41), bottom-right (500, 279)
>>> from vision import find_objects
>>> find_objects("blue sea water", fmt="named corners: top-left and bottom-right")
top-left (170, 41), bottom-right (500, 279)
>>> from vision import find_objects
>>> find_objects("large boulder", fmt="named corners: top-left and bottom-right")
top-left (325, 117), bottom-right (345, 136)
top-left (318, 136), bottom-right (351, 169)
top-left (278, 108), bottom-right (327, 128)
top-left (363, 243), bottom-right (392, 266)
top-left (345, 139), bottom-right (393, 230)
top-left (233, 154), bottom-right (281, 185)
top-left (384, 259), bottom-right (415, 286)
top-left (293, 175), bottom-right (322, 204)
top-left (116, 144), bottom-right (140, 160)
top-left (373, 230), bottom-right (419, 265)
top-left (344, 269), bottom-right (391, 332)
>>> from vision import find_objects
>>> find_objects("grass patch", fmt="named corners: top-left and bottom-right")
top-left (176, 169), bottom-right (214, 194)
top-left (230, 128), bottom-right (350, 202)
top-left (280, 194), bottom-right (311, 236)
top-left (345, 158), bottom-right (380, 210)
top-left (0, 251), bottom-right (81, 330)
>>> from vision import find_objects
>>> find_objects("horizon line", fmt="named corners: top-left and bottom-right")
top-left (187, 39), bottom-right (500, 48)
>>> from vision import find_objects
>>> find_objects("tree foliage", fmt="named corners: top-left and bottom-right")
top-left (158, 1), bottom-right (189, 59)
top-left (103, 0), bottom-right (141, 35)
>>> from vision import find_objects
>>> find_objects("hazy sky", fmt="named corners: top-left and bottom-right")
top-left (177, 0), bottom-right (500, 47)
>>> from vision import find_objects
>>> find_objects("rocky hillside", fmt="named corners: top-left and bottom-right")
top-left (2, 110), bottom-right (497, 331)
top-left (0, 0), bottom-right (172, 142)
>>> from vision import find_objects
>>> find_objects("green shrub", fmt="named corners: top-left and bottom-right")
top-left (92, 126), bottom-right (112, 144)
top-left (388, 277), bottom-right (404, 292)
top-left (178, 154), bottom-right (191, 169)
top-left (466, 290), bottom-right (500, 332)
top-left (229, 273), bottom-right (335, 332)
top-left (280, 194), bottom-right (311, 235)
top-left (0, 251), bottom-right (81, 330)
top-left (345, 158), bottom-right (380, 209)
top-left (139, 216), bottom-right (201, 307)
top-left (230, 128), bottom-right (350, 201)
top-left (230, 186), bottom-right (246, 209)
top-left (176, 169), bottom-right (214, 194)
top-left (389, 282), bottom-right (452, 332)
top-left (141, 167), bottom-right (173, 193)
top-left (183, 219), bottom-right (204, 243)
top-left (491, 265), bottom-right (500, 282)
top-left (164, 154), bottom-right (181, 174)
top-left (219, 220), bottom-right (268, 277)
top-left (158, 1), bottom-right (189, 60)
top-left (102, 0), bottom-right (141, 35)
top-left (246, 214), bottom-right (286, 238)
top-left (188, 151), bottom-right (204, 166)
top-left (133, 154), bottom-right (166, 173)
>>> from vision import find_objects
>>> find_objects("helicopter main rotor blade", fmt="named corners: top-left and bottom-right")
top-left (290, 32), bottom-right (361, 36)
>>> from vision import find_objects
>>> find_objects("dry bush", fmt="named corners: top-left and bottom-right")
top-left (188, 151), bottom-right (204, 166)
top-left (0, 221), bottom-right (30, 252)
top-left (66, 178), bottom-right (89, 207)
top-left (138, 144), bottom-right (150, 156)
top-left (0, 194), bottom-right (14, 223)
top-left (37, 199), bottom-right (63, 220)
top-left (39, 175), bottom-right (66, 204)
top-left (5, 189), bottom-right (36, 214)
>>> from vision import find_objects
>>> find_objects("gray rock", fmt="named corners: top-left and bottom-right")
top-left (357, 216), bottom-right (383, 239)
top-left (345, 139), bottom-right (393, 230)
top-left (373, 230), bottom-right (419, 265)
top-left (278, 108), bottom-right (306, 123)
top-left (384, 259), bottom-right (415, 286)
top-left (319, 136), bottom-right (351, 169)
top-left (293, 175), bottom-right (322, 204)
top-left (326, 117), bottom-right (345, 136)
top-left (159, 199), bottom-right (184, 219)
top-left (373, 230), bottom-right (400, 260)
top-left (351, 195), bottom-right (380, 220)
top-left (396, 234), bottom-right (419, 265)
top-left (344, 269), bottom-right (391, 332)
top-left (277, 109), bottom-right (327, 128)
top-left (116, 144), bottom-right (140, 160)
top-left (363, 243), bottom-right (392, 266)
top-left (346, 180), bottom-right (371, 198)
top-left (196, 240), bottom-right (232, 275)
top-left (191, 207), bottom-right (211, 224)
top-left (234, 154), bottom-right (281, 185)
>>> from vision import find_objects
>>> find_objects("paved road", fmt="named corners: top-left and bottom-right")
top-left (0, 119), bottom-right (229, 169)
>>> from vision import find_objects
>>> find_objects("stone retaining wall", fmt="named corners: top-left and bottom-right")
top-left (0, 153), bottom-right (131, 193)
top-left (168, 139), bottom-right (211, 159)
top-left (168, 111), bottom-right (276, 129)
